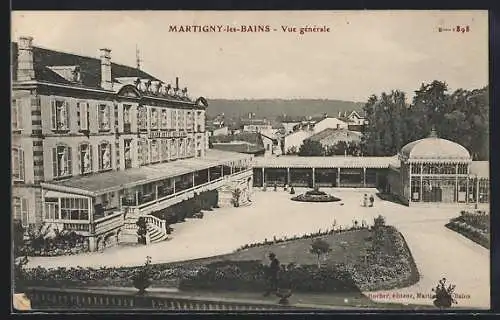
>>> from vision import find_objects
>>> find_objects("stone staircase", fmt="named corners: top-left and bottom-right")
top-left (146, 224), bottom-right (168, 243)
top-left (119, 210), bottom-right (169, 245)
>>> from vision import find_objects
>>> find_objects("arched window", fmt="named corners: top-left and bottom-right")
top-left (12, 146), bottom-right (25, 181)
top-left (78, 143), bottom-right (93, 174)
top-left (52, 144), bottom-right (72, 178)
top-left (98, 141), bottom-right (112, 171)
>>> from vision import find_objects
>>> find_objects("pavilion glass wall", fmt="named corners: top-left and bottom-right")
top-left (365, 168), bottom-right (378, 187)
top-left (289, 168), bottom-right (313, 187)
top-left (315, 168), bottom-right (337, 187)
top-left (264, 168), bottom-right (287, 186)
top-left (339, 168), bottom-right (363, 187)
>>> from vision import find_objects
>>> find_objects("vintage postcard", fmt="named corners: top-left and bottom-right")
top-left (11, 10), bottom-right (490, 312)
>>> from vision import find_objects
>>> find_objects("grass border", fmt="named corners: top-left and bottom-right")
top-left (445, 221), bottom-right (490, 249)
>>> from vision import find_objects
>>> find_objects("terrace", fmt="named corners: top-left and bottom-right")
top-left (40, 150), bottom-right (253, 235)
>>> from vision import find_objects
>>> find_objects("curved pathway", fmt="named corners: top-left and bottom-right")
top-left (25, 188), bottom-right (490, 309)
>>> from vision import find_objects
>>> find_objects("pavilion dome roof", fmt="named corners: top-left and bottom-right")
top-left (399, 128), bottom-right (471, 162)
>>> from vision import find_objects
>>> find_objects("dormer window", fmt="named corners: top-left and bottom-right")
top-left (47, 65), bottom-right (82, 84)
top-left (72, 66), bottom-right (81, 83)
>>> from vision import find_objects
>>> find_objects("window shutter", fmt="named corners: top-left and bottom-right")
top-left (12, 100), bottom-right (17, 129)
top-left (67, 146), bottom-right (73, 175)
top-left (107, 105), bottom-right (111, 128)
top-left (86, 103), bottom-right (91, 130)
top-left (52, 147), bottom-right (58, 177)
top-left (77, 145), bottom-right (82, 174)
top-left (18, 99), bottom-right (23, 129)
top-left (89, 144), bottom-right (93, 173)
top-left (21, 198), bottom-right (28, 227)
top-left (51, 100), bottom-right (57, 130)
top-left (65, 101), bottom-right (70, 129)
top-left (19, 149), bottom-right (24, 180)
top-left (81, 103), bottom-right (88, 130)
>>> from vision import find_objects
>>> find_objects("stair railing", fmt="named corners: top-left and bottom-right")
top-left (143, 215), bottom-right (168, 237)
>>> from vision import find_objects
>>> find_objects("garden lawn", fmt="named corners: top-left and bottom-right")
top-left (226, 229), bottom-right (372, 266)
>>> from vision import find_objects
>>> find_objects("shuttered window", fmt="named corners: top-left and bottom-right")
top-left (78, 143), bottom-right (93, 174)
top-left (12, 147), bottom-right (25, 181)
top-left (52, 145), bottom-right (72, 178)
top-left (98, 104), bottom-right (111, 131)
top-left (13, 197), bottom-right (29, 227)
top-left (12, 99), bottom-right (23, 130)
top-left (77, 102), bottom-right (90, 131)
top-left (98, 141), bottom-right (112, 171)
top-left (51, 99), bottom-right (70, 131)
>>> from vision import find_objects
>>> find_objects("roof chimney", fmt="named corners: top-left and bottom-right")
top-left (99, 48), bottom-right (112, 90)
top-left (17, 36), bottom-right (35, 81)
top-left (175, 77), bottom-right (179, 91)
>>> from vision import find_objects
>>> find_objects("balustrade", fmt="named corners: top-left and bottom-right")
top-left (26, 287), bottom-right (304, 311)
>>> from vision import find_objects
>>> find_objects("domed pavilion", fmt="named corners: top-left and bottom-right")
top-left (389, 128), bottom-right (476, 205)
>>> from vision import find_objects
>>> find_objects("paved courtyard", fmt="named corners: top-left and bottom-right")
top-left (25, 188), bottom-right (490, 309)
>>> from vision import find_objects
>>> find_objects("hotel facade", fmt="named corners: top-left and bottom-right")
top-left (11, 37), bottom-right (253, 251)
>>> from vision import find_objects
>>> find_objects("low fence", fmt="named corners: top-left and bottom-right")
top-left (25, 287), bottom-right (312, 311)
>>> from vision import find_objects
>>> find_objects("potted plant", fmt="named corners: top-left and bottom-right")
top-left (133, 256), bottom-right (153, 295)
top-left (276, 288), bottom-right (293, 305)
top-left (231, 188), bottom-right (242, 207)
top-left (432, 278), bottom-right (457, 308)
top-left (289, 186), bottom-right (295, 195)
top-left (273, 182), bottom-right (278, 192)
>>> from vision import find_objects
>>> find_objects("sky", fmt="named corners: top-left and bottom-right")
top-left (11, 11), bottom-right (488, 102)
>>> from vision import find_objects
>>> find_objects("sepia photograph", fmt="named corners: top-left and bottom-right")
top-left (11, 10), bottom-right (490, 312)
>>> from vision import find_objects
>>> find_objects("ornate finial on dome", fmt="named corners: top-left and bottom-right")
top-left (429, 126), bottom-right (438, 138)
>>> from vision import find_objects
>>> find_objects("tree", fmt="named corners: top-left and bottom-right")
top-left (298, 139), bottom-right (324, 156)
top-left (136, 217), bottom-right (147, 245)
top-left (309, 239), bottom-right (332, 269)
top-left (360, 81), bottom-right (489, 160)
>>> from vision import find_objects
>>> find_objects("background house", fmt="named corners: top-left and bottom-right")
top-left (210, 132), bottom-right (265, 156)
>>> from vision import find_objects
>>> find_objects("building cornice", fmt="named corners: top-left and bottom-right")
top-left (13, 80), bottom-right (205, 109)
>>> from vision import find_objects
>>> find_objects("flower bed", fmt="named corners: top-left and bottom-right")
top-left (343, 226), bottom-right (419, 291)
top-left (445, 220), bottom-right (490, 249)
top-left (291, 191), bottom-right (342, 203)
top-left (178, 260), bottom-right (362, 295)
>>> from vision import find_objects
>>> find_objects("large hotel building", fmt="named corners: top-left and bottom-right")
top-left (12, 37), bottom-right (253, 251)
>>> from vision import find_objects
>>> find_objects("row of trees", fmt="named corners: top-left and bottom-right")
top-left (290, 139), bottom-right (362, 156)
top-left (361, 81), bottom-right (489, 160)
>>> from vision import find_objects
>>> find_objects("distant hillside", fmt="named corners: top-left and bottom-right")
top-left (205, 99), bottom-right (365, 120)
